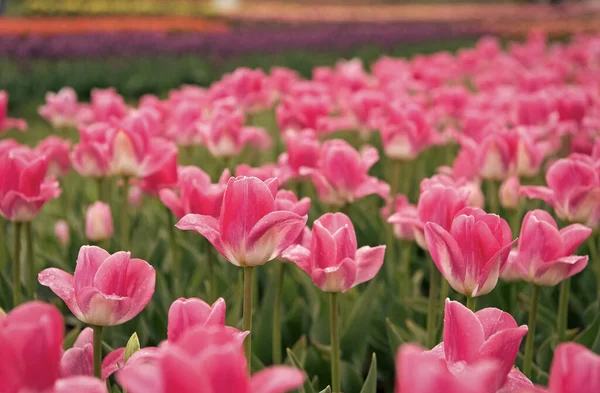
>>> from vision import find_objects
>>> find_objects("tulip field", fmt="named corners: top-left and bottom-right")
top-left (1, 31), bottom-right (600, 393)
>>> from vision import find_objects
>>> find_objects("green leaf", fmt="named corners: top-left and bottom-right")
top-left (385, 318), bottom-right (405, 352)
top-left (62, 326), bottom-right (82, 350)
top-left (574, 315), bottom-right (600, 352)
top-left (318, 387), bottom-right (332, 393)
top-left (286, 348), bottom-right (316, 393)
top-left (359, 353), bottom-right (378, 393)
top-left (124, 332), bottom-right (141, 363)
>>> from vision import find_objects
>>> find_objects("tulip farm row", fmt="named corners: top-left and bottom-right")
top-left (0, 31), bottom-right (599, 393)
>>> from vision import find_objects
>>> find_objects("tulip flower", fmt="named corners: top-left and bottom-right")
top-left (424, 207), bottom-right (515, 298)
top-left (85, 202), bottom-right (114, 242)
top-left (500, 176), bottom-right (521, 210)
top-left (0, 147), bottom-right (61, 222)
top-left (0, 90), bottom-right (27, 133)
top-left (300, 139), bottom-right (389, 207)
top-left (117, 325), bottom-right (305, 393)
top-left (39, 245), bottom-right (156, 326)
top-left (89, 88), bottom-right (129, 123)
top-left (544, 343), bottom-right (600, 393)
top-left (55, 220), bottom-right (70, 247)
top-left (71, 123), bottom-right (113, 178)
top-left (39, 87), bottom-right (81, 128)
top-left (384, 195), bottom-right (418, 242)
top-left (0, 301), bottom-right (108, 393)
top-left (138, 147), bottom-right (179, 196)
top-left (176, 176), bottom-right (307, 365)
top-left (167, 297), bottom-right (247, 344)
top-left (0, 138), bottom-right (19, 158)
top-left (213, 67), bottom-right (273, 113)
top-left (36, 136), bottom-right (72, 178)
top-left (160, 166), bottom-right (231, 219)
top-left (276, 83), bottom-right (332, 133)
top-left (395, 344), bottom-right (500, 393)
top-left (428, 300), bottom-right (531, 393)
top-left (285, 212), bottom-right (384, 391)
top-left (520, 156), bottom-right (600, 228)
top-left (277, 129), bottom-right (320, 183)
top-left (235, 163), bottom-right (282, 182)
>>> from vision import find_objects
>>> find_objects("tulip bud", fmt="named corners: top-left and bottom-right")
top-left (124, 332), bottom-right (141, 363)
top-left (499, 176), bottom-right (520, 210)
top-left (128, 185), bottom-right (143, 207)
top-left (85, 202), bottom-right (114, 242)
top-left (54, 220), bottom-right (70, 246)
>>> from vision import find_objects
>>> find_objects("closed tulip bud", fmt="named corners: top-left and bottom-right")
top-left (55, 220), bottom-right (70, 246)
top-left (85, 202), bottom-right (114, 242)
top-left (499, 176), bottom-right (521, 210)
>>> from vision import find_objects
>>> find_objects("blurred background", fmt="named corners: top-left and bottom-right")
top-left (1, 0), bottom-right (600, 119)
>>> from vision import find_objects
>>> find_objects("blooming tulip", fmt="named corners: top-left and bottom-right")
top-left (117, 325), bottom-right (305, 393)
top-left (38, 245), bottom-right (156, 326)
top-left (544, 343), bottom-right (600, 393)
top-left (235, 163), bottom-right (282, 182)
top-left (89, 88), bottom-right (128, 123)
top-left (0, 147), bottom-right (61, 222)
top-left (176, 176), bottom-right (307, 267)
top-left (277, 129), bottom-right (320, 183)
top-left (521, 156), bottom-right (600, 228)
top-left (286, 212), bottom-right (385, 292)
top-left (160, 166), bottom-right (230, 219)
top-left (300, 139), bottom-right (389, 207)
top-left (39, 87), bottom-right (81, 128)
top-left (429, 300), bottom-right (531, 392)
top-left (37, 136), bottom-right (72, 178)
top-left (71, 123), bottom-right (113, 178)
top-left (424, 207), bottom-right (515, 297)
top-left (0, 90), bottom-right (27, 133)
top-left (0, 301), bottom-right (107, 393)
top-left (395, 344), bottom-right (500, 393)
top-left (500, 176), bottom-right (521, 210)
top-left (85, 202), bottom-right (114, 242)
top-left (502, 210), bottom-right (590, 286)
top-left (55, 220), bottom-right (70, 247)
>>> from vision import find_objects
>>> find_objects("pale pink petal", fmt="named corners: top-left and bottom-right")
top-left (519, 186), bottom-right (555, 207)
top-left (159, 189), bottom-right (185, 219)
top-left (102, 347), bottom-right (125, 380)
top-left (60, 346), bottom-right (93, 378)
top-left (53, 376), bottom-right (109, 393)
top-left (38, 268), bottom-right (82, 320)
top-left (73, 246), bottom-right (110, 292)
top-left (280, 244), bottom-right (311, 273)
top-left (479, 325), bottom-right (528, 389)
top-left (353, 245), bottom-right (386, 286)
top-left (250, 366), bottom-right (306, 393)
top-left (76, 287), bottom-right (132, 326)
top-left (176, 214), bottom-right (233, 264)
top-left (559, 224), bottom-right (592, 255)
top-left (312, 257), bottom-right (357, 292)
top-left (534, 256), bottom-right (589, 286)
top-left (117, 363), bottom-right (164, 393)
top-left (424, 223), bottom-right (465, 293)
top-left (443, 299), bottom-right (485, 364)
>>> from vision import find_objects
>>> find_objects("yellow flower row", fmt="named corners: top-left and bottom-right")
top-left (23, 0), bottom-right (217, 16)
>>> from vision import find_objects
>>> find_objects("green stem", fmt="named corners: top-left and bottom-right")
top-left (0, 219), bottom-right (7, 271)
top-left (589, 235), bottom-right (600, 298)
top-left (439, 277), bottom-right (449, 308)
top-left (426, 260), bottom-right (441, 348)
top-left (466, 296), bottom-right (477, 312)
top-left (12, 222), bottom-right (22, 307)
top-left (25, 222), bottom-right (35, 299)
top-left (166, 209), bottom-right (180, 293)
top-left (556, 278), bottom-right (570, 343)
top-left (206, 243), bottom-right (217, 302)
top-left (272, 263), bottom-right (285, 364)
top-left (400, 242), bottom-right (413, 316)
top-left (485, 179), bottom-right (500, 214)
top-left (523, 285), bottom-right (540, 378)
top-left (243, 266), bottom-right (254, 367)
top-left (92, 325), bottom-right (103, 379)
top-left (329, 292), bottom-right (341, 393)
top-left (510, 282), bottom-right (519, 316)
top-left (96, 178), bottom-right (104, 202)
top-left (120, 178), bottom-right (130, 251)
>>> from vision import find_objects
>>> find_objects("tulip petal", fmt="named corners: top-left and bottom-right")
top-left (60, 346), bottom-right (93, 378)
top-left (443, 299), bottom-right (485, 364)
top-left (121, 258), bottom-right (156, 322)
top-left (159, 189), bottom-right (185, 219)
top-left (312, 257), bottom-right (357, 292)
top-left (176, 214), bottom-right (234, 264)
top-left (245, 210), bottom-right (307, 266)
top-left (353, 245), bottom-right (386, 286)
top-left (93, 251), bottom-right (131, 296)
top-left (311, 220), bottom-right (338, 269)
top-left (479, 324), bottom-right (528, 388)
top-left (250, 366), bottom-right (306, 393)
top-left (534, 256), bottom-right (589, 286)
top-left (53, 376), bottom-right (111, 393)
top-left (496, 368), bottom-right (534, 393)
top-left (559, 224), bottom-right (592, 255)
top-left (76, 286), bottom-right (132, 326)
top-left (38, 268), bottom-right (83, 320)
top-left (73, 246), bottom-right (110, 292)
top-left (424, 222), bottom-right (465, 294)
top-left (519, 186), bottom-right (555, 207)
top-left (101, 347), bottom-right (125, 380)
top-left (280, 244), bottom-right (311, 273)
top-left (475, 308), bottom-right (519, 339)
top-left (117, 363), bottom-right (164, 393)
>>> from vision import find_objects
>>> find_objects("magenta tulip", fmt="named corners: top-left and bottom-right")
top-left (39, 246), bottom-right (156, 326)
top-left (503, 210), bottom-right (590, 286)
top-left (286, 212), bottom-right (385, 292)
top-left (424, 207), bottom-right (516, 297)
top-left (277, 129), bottom-right (320, 183)
top-left (546, 343), bottom-right (600, 393)
top-left (176, 176), bottom-right (307, 267)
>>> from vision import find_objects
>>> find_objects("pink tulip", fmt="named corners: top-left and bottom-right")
top-left (128, 185), bottom-right (143, 207)
top-left (55, 220), bottom-right (70, 247)
top-left (38, 245), bottom-right (156, 326)
top-left (164, 100), bottom-right (203, 146)
top-left (159, 166), bottom-right (231, 219)
top-left (71, 123), bottom-right (113, 178)
top-left (0, 138), bottom-right (19, 158)
top-left (274, 190), bottom-right (311, 217)
top-left (285, 213), bottom-right (385, 292)
top-left (85, 202), bottom-right (114, 242)
top-left (300, 139), bottom-right (389, 207)
top-left (167, 297), bottom-right (247, 344)
top-left (429, 300), bottom-right (530, 392)
top-left (277, 129), bottom-right (320, 183)
top-left (117, 325), bottom-right (305, 393)
top-left (235, 163), bottom-right (281, 182)
top-left (384, 195), bottom-right (418, 241)
top-left (139, 147), bottom-right (179, 196)
top-left (0, 90), bottom-right (27, 133)
top-left (521, 156), bottom-right (600, 228)
top-left (109, 110), bottom-right (178, 178)
top-left (0, 301), bottom-right (107, 393)
top-left (60, 327), bottom-right (125, 380)
top-left (500, 176), bottom-right (521, 210)
top-left (36, 136), bottom-right (72, 178)
top-left (276, 83), bottom-right (332, 133)
top-left (0, 147), bottom-right (61, 222)
top-left (176, 176), bottom-right (307, 267)
top-left (502, 210), bottom-right (590, 286)
top-left (90, 88), bottom-right (128, 123)
top-left (197, 99), bottom-right (271, 157)
top-left (39, 87), bottom-right (81, 128)
top-left (544, 343), bottom-right (600, 393)
top-left (213, 68), bottom-right (272, 113)
top-left (420, 174), bottom-right (485, 209)
top-left (269, 67), bottom-right (300, 98)
top-left (424, 207), bottom-right (515, 297)
top-left (395, 344), bottom-right (500, 393)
